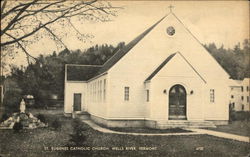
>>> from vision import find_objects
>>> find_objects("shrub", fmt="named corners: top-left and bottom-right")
top-left (13, 122), bottom-right (23, 132)
top-left (0, 113), bottom-right (9, 122)
top-left (51, 118), bottom-right (62, 130)
top-left (69, 118), bottom-right (88, 146)
top-left (3, 90), bottom-right (22, 113)
top-left (65, 119), bottom-right (92, 156)
top-left (37, 114), bottom-right (47, 123)
top-left (229, 109), bottom-right (236, 122)
top-left (230, 111), bottom-right (250, 121)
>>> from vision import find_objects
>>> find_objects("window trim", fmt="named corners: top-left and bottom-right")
top-left (124, 87), bottom-right (129, 101)
top-left (210, 89), bottom-right (215, 103)
top-left (146, 90), bottom-right (150, 102)
top-left (103, 79), bottom-right (106, 102)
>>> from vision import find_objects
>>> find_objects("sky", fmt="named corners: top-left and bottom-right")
top-left (3, 1), bottom-right (250, 70)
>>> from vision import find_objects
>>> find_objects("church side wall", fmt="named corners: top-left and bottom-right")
top-left (107, 73), bottom-right (147, 118)
top-left (87, 74), bottom-right (108, 118)
top-left (204, 80), bottom-right (229, 121)
top-left (64, 82), bottom-right (87, 113)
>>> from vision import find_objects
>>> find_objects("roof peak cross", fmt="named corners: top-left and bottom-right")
top-left (168, 4), bottom-right (174, 13)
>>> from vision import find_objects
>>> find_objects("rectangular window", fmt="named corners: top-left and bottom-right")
top-left (90, 84), bottom-right (92, 101)
top-left (94, 82), bottom-right (96, 102)
top-left (241, 86), bottom-right (244, 92)
top-left (97, 81), bottom-right (98, 101)
top-left (100, 80), bottom-right (102, 101)
top-left (241, 96), bottom-right (244, 101)
top-left (247, 86), bottom-right (249, 92)
top-left (146, 90), bottom-right (149, 102)
top-left (92, 83), bottom-right (94, 101)
top-left (247, 96), bottom-right (249, 103)
top-left (93, 83), bottom-right (95, 102)
top-left (124, 87), bottom-right (129, 101)
top-left (103, 79), bottom-right (106, 101)
top-left (210, 89), bottom-right (215, 103)
top-left (96, 81), bottom-right (98, 102)
top-left (98, 81), bottom-right (100, 102)
top-left (242, 104), bottom-right (244, 110)
top-left (231, 95), bottom-right (234, 99)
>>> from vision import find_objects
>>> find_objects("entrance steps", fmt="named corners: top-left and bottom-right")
top-left (72, 111), bottom-right (90, 120)
top-left (156, 120), bottom-right (216, 129)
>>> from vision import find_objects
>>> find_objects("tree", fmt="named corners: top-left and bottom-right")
top-left (0, 0), bottom-right (120, 64)
top-left (9, 42), bottom-right (123, 106)
top-left (204, 39), bottom-right (250, 79)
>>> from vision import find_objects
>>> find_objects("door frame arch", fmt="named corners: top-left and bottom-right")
top-left (168, 84), bottom-right (187, 120)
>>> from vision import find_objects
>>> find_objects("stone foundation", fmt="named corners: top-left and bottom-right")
top-left (208, 120), bottom-right (229, 125)
top-left (146, 120), bottom-right (216, 129)
top-left (64, 112), bottom-right (72, 117)
top-left (90, 115), bottom-right (145, 128)
top-left (65, 113), bottom-right (228, 129)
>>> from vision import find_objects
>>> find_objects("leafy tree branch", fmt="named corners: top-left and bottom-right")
top-left (1, 0), bottom-right (121, 64)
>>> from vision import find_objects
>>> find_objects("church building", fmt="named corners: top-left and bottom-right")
top-left (64, 10), bottom-right (231, 128)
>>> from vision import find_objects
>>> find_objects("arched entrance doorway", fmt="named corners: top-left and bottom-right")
top-left (169, 84), bottom-right (187, 120)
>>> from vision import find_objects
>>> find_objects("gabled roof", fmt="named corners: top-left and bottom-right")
top-left (66, 65), bottom-right (102, 81)
top-left (67, 11), bottom-right (227, 83)
top-left (145, 53), bottom-right (176, 81)
top-left (145, 52), bottom-right (207, 83)
top-left (66, 15), bottom-right (168, 82)
top-left (94, 15), bottom-right (167, 77)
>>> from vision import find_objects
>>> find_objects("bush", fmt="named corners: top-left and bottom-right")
top-left (3, 90), bottom-right (22, 113)
top-left (65, 119), bottom-right (92, 156)
top-left (37, 114), bottom-right (47, 123)
top-left (13, 122), bottom-right (23, 132)
top-left (230, 111), bottom-right (250, 121)
top-left (0, 113), bottom-right (9, 122)
top-left (69, 118), bottom-right (88, 146)
top-left (51, 118), bottom-right (62, 130)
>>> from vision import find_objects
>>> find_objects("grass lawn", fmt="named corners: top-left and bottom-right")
top-left (205, 121), bottom-right (250, 137)
top-left (0, 110), bottom-right (249, 157)
top-left (0, 112), bottom-right (72, 157)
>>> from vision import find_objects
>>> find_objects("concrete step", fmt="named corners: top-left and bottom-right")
top-left (72, 111), bottom-right (90, 120)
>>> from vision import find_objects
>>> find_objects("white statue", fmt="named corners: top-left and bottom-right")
top-left (20, 99), bottom-right (26, 113)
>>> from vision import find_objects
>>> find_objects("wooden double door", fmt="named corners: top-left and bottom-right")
top-left (169, 84), bottom-right (187, 120)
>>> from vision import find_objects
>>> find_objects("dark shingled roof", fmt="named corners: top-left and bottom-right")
top-left (66, 15), bottom-right (167, 82)
top-left (145, 53), bottom-right (176, 81)
top-left (66, 65), bottom-right (102, 81)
